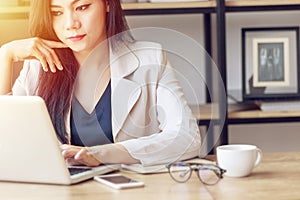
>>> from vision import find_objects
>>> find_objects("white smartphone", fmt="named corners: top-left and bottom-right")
top-left (94, 174), bottom-right (145, 189)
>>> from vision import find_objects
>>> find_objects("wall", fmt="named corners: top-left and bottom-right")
top-left (126, 14), bottom-right (207, 105)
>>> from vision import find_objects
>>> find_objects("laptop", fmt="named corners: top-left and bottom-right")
top-left (0, 95), bottom-right (120, 185)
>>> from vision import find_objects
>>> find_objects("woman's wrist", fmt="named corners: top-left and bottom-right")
top-left (88, 143), bottom-right (140, 165)
top-left (0, 44), bottom-right (15, 95)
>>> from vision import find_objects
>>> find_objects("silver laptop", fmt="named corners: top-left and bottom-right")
top-left (0, 95), bottom-right (120, 185)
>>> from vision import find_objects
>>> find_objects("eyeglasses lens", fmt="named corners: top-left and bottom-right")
top-left (169, 163), bottom-right (191, 183)
top-left (198, 168), bottom-right (220, 185)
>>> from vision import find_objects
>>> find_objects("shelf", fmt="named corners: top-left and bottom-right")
top-left (225, 0), bottom-right (300, 11)
top-left (230, 109), bottom-right (300, 118)
top-left (122, 1), bottom-right (216, 10)
top-left (191, 103), bottom-right (300, 126)
top-left (2, 1), bottom-right (300, 18)
top-left (226, 0), bottom-right (300, 7)
top-left (122, 2), bottom-right (217, 15)
top-left (0, 2), bottom-right (217, 19)
top-left (191, 103), bottom-right (260, 121)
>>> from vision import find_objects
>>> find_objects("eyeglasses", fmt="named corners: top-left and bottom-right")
top-left (166, 162), bottom-right (226, 185)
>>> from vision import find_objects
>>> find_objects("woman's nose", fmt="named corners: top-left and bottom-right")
top-left (65, 12), bottom-right (81, 30)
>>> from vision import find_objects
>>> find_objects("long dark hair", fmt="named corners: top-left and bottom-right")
top-left (29, 0), bottom-right (131, 143)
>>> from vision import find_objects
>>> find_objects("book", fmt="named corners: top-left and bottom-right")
top-left (256, 101), bottom-right (300, 112)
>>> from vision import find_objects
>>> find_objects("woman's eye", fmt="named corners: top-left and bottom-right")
top-left (76, 4), bottom-right (91, 11)
top-left (51, 11), bottom-right (63, 16)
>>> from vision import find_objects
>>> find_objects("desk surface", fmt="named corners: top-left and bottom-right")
top-left (0, 152), bottom-right (299, 200)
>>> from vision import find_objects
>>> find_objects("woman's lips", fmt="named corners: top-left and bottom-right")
top-left (68, 34), bottom-right (86, 42)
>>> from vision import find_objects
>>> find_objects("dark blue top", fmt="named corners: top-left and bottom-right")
top-left (70, 82), bottom-right (113, 146)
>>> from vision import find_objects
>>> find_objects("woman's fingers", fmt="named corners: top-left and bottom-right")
top-left (37, 39), bottom-right (67, 72)
top-left (43, 40), bottom-right (68, 49)
top-left (5, 37), bottom-right (67, 73)
top-left (61, 145), bottom-right (82, 157)
top-left (42, 40), bottom-right (67, 71)
top-left (70, 148), bottom-right (101, 167)
top-left (60, 145), bottom-right (101, 167)
top-left (36, 44), bottom-right (58, 73)
top-left (74, 148), bottom-right (101, 167)
top-left (62, 148), bottom-right (78, 159)
top-left (31, 45), bottom-right (51, 72)
top-left (65, 158), bottom-right (84, 166)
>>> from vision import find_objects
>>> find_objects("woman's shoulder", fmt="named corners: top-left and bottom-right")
top-left (126, 41), bottom-right (168, 73)
top-left (111, 40), bottom-right (167, 72)
top-left (125, 41), bottom-right (164, 61)
top-left (129, 41), bottom-right (162, 50)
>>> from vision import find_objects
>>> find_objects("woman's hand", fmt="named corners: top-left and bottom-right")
top-left (60, 144), bottom-right (101, 167)
top-left (1, 37), bottom-right (68, 73)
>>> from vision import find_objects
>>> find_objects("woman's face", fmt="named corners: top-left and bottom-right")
top-left (50, 0), bottom-right (108, 56)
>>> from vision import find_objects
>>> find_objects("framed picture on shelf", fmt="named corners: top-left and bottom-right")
top-left (242, 27), bottom-right (300, 102)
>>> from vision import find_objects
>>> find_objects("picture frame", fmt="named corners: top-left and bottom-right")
top-left (242, 27), bottom-right (300, 101)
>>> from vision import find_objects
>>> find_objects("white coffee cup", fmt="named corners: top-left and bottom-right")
top-left (216, 144), bottom-right (262, 177)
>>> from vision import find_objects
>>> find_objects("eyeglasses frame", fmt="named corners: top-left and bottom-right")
top-left (166, 162), bottom-right (226, 185)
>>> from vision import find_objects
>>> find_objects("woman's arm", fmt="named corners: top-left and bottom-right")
top-left (0, 46), bottom-right (14, 94)
top-left (117, 49), bottom-right (201, 166)
top-left (61, 143), bottom-right (139, 167)
top-left (0, 38), bottom-right (67, 94)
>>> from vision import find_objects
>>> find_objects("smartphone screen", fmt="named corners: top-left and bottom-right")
top-left (100, 175), bottom-right (138, 184)
top-left (94, 174), bottom-right (144, 189)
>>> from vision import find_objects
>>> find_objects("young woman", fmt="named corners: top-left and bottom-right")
top-left (0, 0), bottom-right (201, 166)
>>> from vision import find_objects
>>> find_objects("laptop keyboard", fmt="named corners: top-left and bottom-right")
top-left (68, 167), bottom-right (92, 175)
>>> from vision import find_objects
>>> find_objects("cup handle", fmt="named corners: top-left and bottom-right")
top-left (254, 148), bottom-right (263, 167)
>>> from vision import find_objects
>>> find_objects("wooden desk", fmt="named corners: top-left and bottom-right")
top-left (207, 152), bottom-right (300, 200)
top-left (0, 152), bottom-right (299, 200)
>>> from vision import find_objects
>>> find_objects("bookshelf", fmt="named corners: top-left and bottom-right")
top-left (2, 0), bottom-right (300, 146)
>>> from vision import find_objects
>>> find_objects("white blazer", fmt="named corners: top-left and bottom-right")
top-left (12, 41), bottom-right (201, 166)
